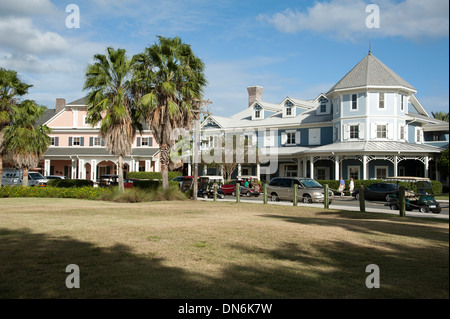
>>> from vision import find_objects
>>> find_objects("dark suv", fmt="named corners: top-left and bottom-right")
top-left (352, 183), bottom-right (399, 201)
top-left (267, 177), bottom-right (334, 204)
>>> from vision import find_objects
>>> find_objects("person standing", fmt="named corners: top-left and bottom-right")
top-left (339, 177), bottom-right (345, 197)
top-left (349, 178), bottom-right (355, 196)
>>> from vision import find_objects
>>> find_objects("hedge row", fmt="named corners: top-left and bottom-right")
top-left (47, 179), bottom-right (94, 188)
top-left (317, 179), bottom-right (443, 195)
top-left (127, 171), bottom-right (182, 181)
top-left (0, 185), bottom-right (107, 200)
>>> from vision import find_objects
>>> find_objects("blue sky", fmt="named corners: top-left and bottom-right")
top-left (0, 0), bottom-right (448, 117)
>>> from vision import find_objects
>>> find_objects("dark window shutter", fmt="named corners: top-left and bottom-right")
top-left (69, 137), bottom-right (73, 146)
top-left (101, 139), bottom-right (105, 146)
top-left (80, 137), bottom-right (84, 146)
top-left (55, 137), bottom-right (59, 146)
top-left (149, 137), bottom-right (153, 146)
top-left (137, 137), bottom-right (141, 147)
top-left (89, 137), bottom-right (93, 146)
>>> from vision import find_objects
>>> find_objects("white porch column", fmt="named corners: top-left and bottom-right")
top-left (145, 160), bottom-right (151, 172)
top-left (203, 165), bottom-right (208, 175)
top-left (188, 163), bottom-right (192, 176)
top-left (78, 159), bottom-right (85, 179)
top-left (394, 155), bottom-right (398, 177)
top-left (297, 158), bottom-right (301, 177)
top-left (154, 158), bottom-right (159, 172)
top-left (44, 159), bottom-right (51, 176)
top-left (91, 160), bottom-right (97, 182)
top-left (256, 164), bottom-right (260, 180)
top-left (71, 159), bottom-right (77, 179)
top-left (302, 158), bottom-right (307, 177)
top-left (363, 155), bottom-right (368, 180)
top-left (221, 165), bottom-right (225, 178)
top-left (335, 156), bottom-right (339, 180)
top-left (130, 159), bottom-right (135, 173)
top-left (238, 164), bottom-right (242, 177)
top-left (309, 156), bottom-right (314, 179)
top-left (135, 160), bottom-right (140, 172)
top-left (424, 156), bottom-right (429, 178)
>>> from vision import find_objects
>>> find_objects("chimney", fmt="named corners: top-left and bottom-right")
top-left (55, 98), bottom-right (66, 113)
top-left (247, 86), bottom-right (263, 107)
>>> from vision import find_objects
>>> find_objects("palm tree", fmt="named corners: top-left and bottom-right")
top-left (132, 36), bottom-right (207, 189)
top-left (0, 68), bottom-right (32, 186)
top-left (84, 47), bottom-right (141, 192)
top-left (431, 111), bottom-right (449, 123)
top-left (3, 100), bottom-right (51, 187)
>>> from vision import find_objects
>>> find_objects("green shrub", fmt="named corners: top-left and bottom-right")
top-left (100, 185), bottom-right (187, 203)
top-left (127, 171), bottom-right (182, 181)
top-left (0, 185), bottom-right (107, 200)
top-left (47, 179), bottom-right (94, 188)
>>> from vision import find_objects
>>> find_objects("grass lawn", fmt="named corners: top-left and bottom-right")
top-left (0, 197), bottom-right (448, 299)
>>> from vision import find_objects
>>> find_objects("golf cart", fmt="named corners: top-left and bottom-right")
top-left (384, 177), bottom-right (441, 214)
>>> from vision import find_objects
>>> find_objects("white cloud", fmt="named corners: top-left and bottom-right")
top-left (0, 0), bottom-right (58, 17)
top-left (260, 0), bottom-right (449, 41)
top-left (0, 17), bottom-right (68, 55)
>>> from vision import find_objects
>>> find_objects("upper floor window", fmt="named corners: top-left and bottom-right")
top-left (73, 137), bottom-right (81, 146)
top-left (320, 104), bottom-right (327, 113)
top-left (400, 125), bottom-right (406, 140)
top-left (286, 107), bottom-right (292, 116)
top-left (378, 93), bottom-right (385, 109)
top-left (93, 137), bottom-right (102, 146)
top-left (416, 128), bottom-right (423, 143)
top-left (377, 124), bottom-right (387, 139)
top-left (350, 125), bottom-right (359, 139)
top-left (51, 137), bottom-right (56, 146)
top-left (401, 95), bottom-right (406, 112)
top-left (351, 94), bottom-right (357, 110)
top-left (286, 132), bottom-right (296, 145)
top-left (255, 110), bottom-right (261, 118)
top-left (141, 137), bottom-right (152, 146)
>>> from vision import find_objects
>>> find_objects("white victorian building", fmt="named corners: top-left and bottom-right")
top-left (199, 51), bottom-right (449, 183)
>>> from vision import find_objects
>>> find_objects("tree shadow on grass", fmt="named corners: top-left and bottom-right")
top-left (0, 224), bottom-right (448, 299)
top-left (260, 210), bottom-right (449, 243)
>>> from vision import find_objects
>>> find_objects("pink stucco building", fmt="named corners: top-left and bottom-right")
top-left (37, 97), bottom-right (160, 181)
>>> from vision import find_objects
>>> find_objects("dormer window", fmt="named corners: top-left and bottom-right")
top-left (253, 104), bottom-right (263, 120)
top-left (286, 107), bottom-right (292, 116)
top-left (320, 104), bottom-right (327, 113)
top-left (284, 100), bottom-right (295, 117)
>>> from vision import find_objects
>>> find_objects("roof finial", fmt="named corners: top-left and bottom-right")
top-left (369, 41), bottom-right (372, 55)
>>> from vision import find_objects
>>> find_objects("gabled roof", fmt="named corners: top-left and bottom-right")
top-left (327, 52), bottom-right (416, 94)
top-left (67, 96), bottom-right (88, 106)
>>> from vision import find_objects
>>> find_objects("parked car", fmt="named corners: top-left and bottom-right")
top-left (171, 176), bottom-right (185, 188)
top-left (267, 177), bottom-right (334, 204)
top-left (99, 174), bottom-right (119, 186)
top-left (222, 178), bottom-right (261, 197)
top-left (124, 178), bottom-right (139, 189)
top-left (198, 186), bottom-right (225, 199)
top-left (2, 169), bottom-right (48, 187)
top-left (45, 175), bottom-right (66, 180)
top-left (352, 183), bottom-right (399, 201)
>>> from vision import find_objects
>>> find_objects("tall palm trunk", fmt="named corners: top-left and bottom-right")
top-left (22, 166), bottom-right (28, 187)
top-left (0, 154), bottom-right (3, 187)
top-left (160, 143), bottom-right (170, 189)
top-left (118, 155), bottom-right (124, 192)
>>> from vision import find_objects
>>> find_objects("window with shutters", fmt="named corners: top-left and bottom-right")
top-left (377, 125), bottom-right (387, 139)
top-left (51, 137), bottom-right (56, 146)
top-left (349, 125), bottom-right (359, 139)
top-left (73, 137), bottom-right (81, 146)
top-left (93, 137), bottom-right (101, 146)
